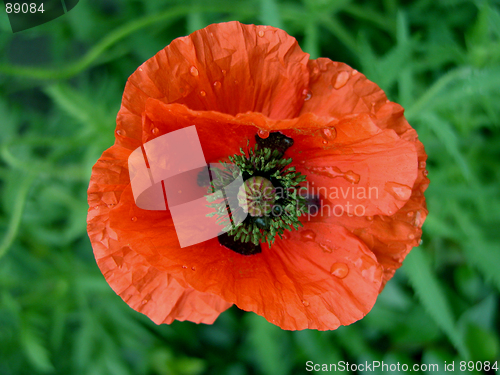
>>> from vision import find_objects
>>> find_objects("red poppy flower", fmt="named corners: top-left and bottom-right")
top-left (87, 21), bottom-right (429, 330)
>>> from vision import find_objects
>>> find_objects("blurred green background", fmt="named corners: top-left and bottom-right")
top-left (1, 0), bottom-right (500, 374)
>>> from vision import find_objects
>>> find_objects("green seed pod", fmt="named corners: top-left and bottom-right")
top-left (237, 176), bottom-right (276, 217)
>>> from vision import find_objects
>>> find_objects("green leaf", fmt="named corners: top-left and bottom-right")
top-left (44, 83), bottom-right (115, 132)
top-left (464, 324), bottom-right (499, 361)
top-left (452, 205), bottom-right (500, 293)
top-left (303, 21), bottom-right (319, 59)
top-left (259, 0), bottom-right (283, 29)
top-left (244, 314), bottom-right (292, 375)
top-left (403, 248), bottom-right (468, 358)
top-left (419, 112), bottom-right (472, 182)
top-left (186, 12), bottom-right (205, 34)
top-left (20, 319), bottom-right (54, 373)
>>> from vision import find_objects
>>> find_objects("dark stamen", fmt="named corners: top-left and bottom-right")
top-left (302, 193), bottom-right (322, 215)
top-left (218, 233), bottom-right (262, 255)
top-left (255, 132), bottom-right (294, 156)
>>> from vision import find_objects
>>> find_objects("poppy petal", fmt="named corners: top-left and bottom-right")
top-left (88, 145), bottom-right (232, 324)
top-left (142, 99), bottom-right (258, 163)
top-left (116, 21), bottom-right (310, 152)
top-left (296, 58), bottom-right (428, 287)
top-left (131, 98), bottom-right (418, 219)
top-left (288, 113), bottom-right (418, 217)
top-left (301, 58), bottom-right (387, 118)
top-left (356, 103), bottom-right (429, 287)
top-left (321, 171), bottom-right (428, 289)
top-left (108, 186), bottom-right (383, 330)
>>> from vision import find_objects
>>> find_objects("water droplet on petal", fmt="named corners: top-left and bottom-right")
top-left (408, 233), bottom-right (415, 240)
top-left (116, 129), bottom-right (125, 136)
top-left (281, 232), bottom-right (291, 240)
top-left (352, 69), bottom-right (358, 75)
top-left (152, 127), bottom-right (159, 135)
top-left (320, 127), bottom-right (337, 145)
top-left (322, 127), bottom-right (336, 140)
top-left (385, 182), bottom-right (412, 201)
top-left (258, 30), bottom-right (265, 37)
top-left (191, 266), bottom-right (196, 271)
top-left (419, 161), bottom-right (427, 169)
top-left (414, 210), bottom-right (422, 227)
top-left (189, 66), bottom-right (199, 76)
top-left (306, 166), bottom-right (360, 184)
top-left (94, 206), bottom-right (100, 210)
top-left (333, 71), bottom-right (350, 89)
top-left (407, 211), bottom-right (414, 217)
top-left (200, 90), bottom-right (206, 97)
top-left (312, 67), bottom-right (319, 75)
top-left (366, 216), bottom-right (373, 221)
top-left (257, 129), bottom-right (269, 139)
top-left (302, 300), bottom-right (310, 307)
top-left (330, 262), bottom-right (349, 278)
top-left (182, 265), bottom-right (187, 269)
top-left (300, 229), bottom-right (316, 242)
top-left (423, 170), bottom-right (429, 176)
top-left (344, 171), bottom-right (360, 184)
top-left (393, 254), bottom-right (405, 263)
top-left (131, 216), bottom-right (137, 222)
top-left (419, 239), bottom-right (423, 245)
top-left (213, 81), bottom-right (221, 89)
top-left (319, 243), bottom-right (333, 253)
top-left (354, 254), bottom-right (381, 280)
top-left (221, 69), bottom-right (227, 75)
top-left (302, 89), bottom-right (312, 101)
top-left (141, 299), bottom-right (148, 305)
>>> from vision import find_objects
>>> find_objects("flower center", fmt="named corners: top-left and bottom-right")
top-left (207, 132), bottom-right (308, 255)
top-left (237, 176), bottom-right (276, 217)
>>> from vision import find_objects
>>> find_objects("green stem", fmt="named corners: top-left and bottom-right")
top-left (1, 137), bottom-right (88, 181)
top-left (405, 67), bottom-right (472, 120)
top-left (304, 19), bottom-right (319, 59)
top-left (344, 4), bottom-right (395, 33)
top-left (319, 15), bottom-right (358, 55)
top-left (0, 175), bottom-right (35, 260)
top-left (0, 3), bottom-right (254, 80)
